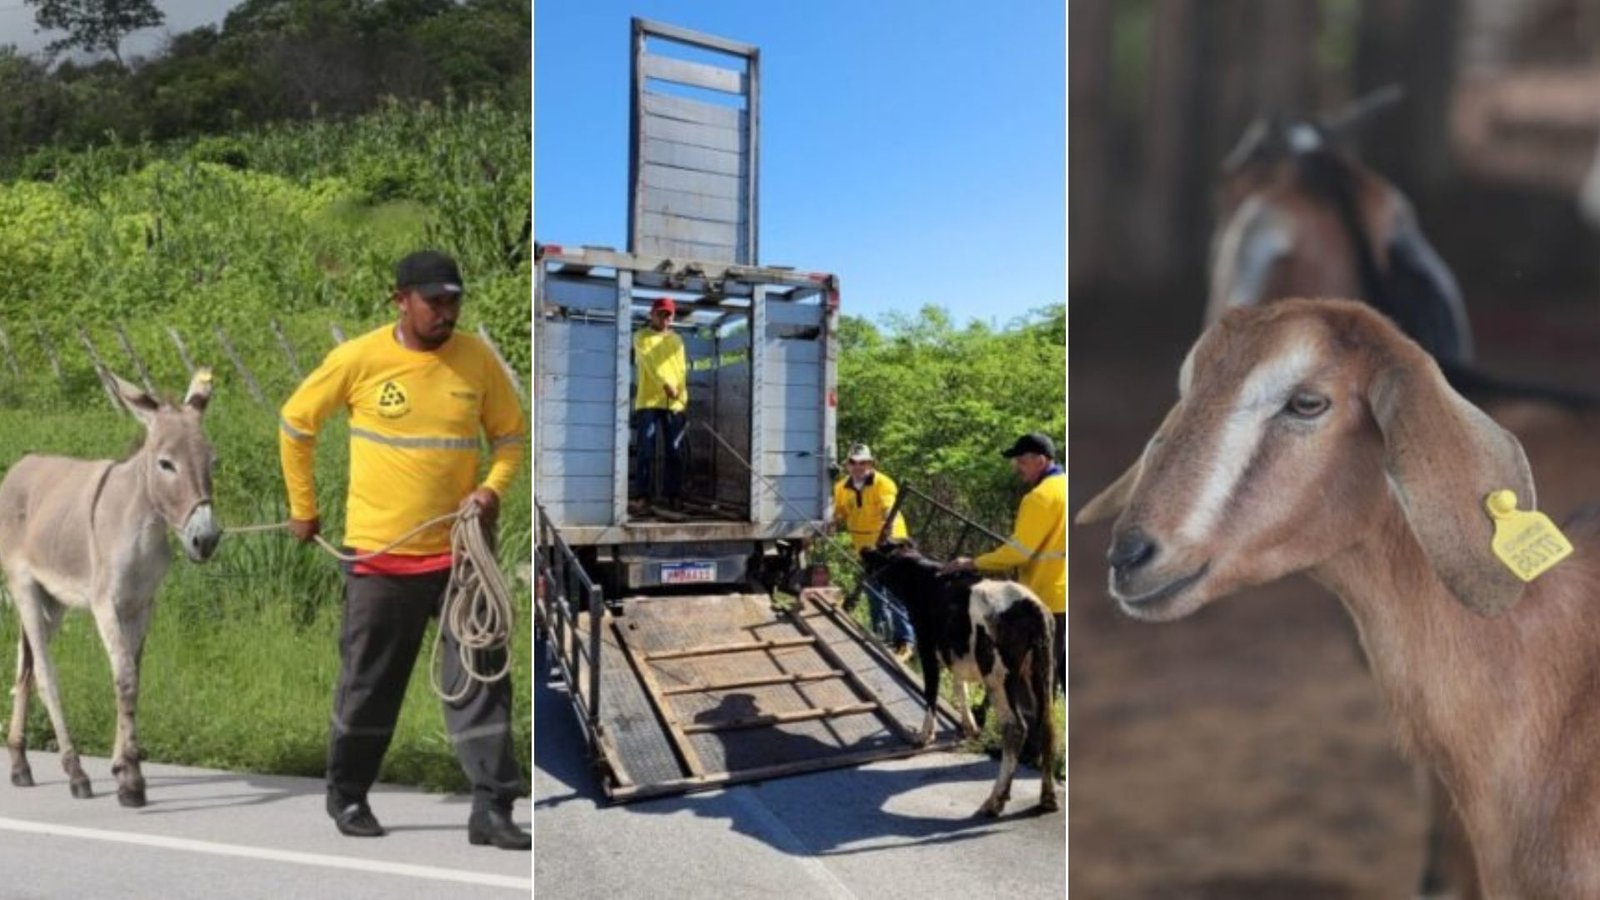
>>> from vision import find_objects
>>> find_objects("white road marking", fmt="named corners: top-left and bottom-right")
top-left (0, 816), bottom-right (531, 892)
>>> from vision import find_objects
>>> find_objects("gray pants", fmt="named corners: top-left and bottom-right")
top-left (327, 569), bottom-right (525, 812)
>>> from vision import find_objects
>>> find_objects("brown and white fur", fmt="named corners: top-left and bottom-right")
top-left (863, 543), bottom-right (1059, 818)
top-left (1079, 299), bottom-right (1600, 897)
top-left (3, 371), bottom-right (220, 807)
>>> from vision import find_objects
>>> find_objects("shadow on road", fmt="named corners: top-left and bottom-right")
top-left (534, 642), bottom-right (1050, 858)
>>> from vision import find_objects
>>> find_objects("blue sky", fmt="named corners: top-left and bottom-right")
top-left (534, 1), bottom-right (1065, 327)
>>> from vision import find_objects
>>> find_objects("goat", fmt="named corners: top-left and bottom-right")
top-left (1211, 93), bottom-right (1598, 411)
top-left (861, 542), bottom-right (1058, 818)
top-left (1079, 297), bottom-right (1600, 897)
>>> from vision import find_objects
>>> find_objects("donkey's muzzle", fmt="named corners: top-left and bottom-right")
top-left (183, 503), bottom-right (221, 563)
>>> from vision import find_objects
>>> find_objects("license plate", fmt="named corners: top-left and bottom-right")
top-left (661, 562), bottom-right (717, 585)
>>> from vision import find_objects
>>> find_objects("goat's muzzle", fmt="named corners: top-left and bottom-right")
top-left (1107, 526), bottom-right (1211, 620)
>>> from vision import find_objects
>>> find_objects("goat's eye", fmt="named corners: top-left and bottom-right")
top-left (1284, 391), bottom-right (1330, 419)
top-left (158, 458), bottom-right (177, 473)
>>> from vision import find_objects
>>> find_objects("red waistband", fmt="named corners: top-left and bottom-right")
top-left (352, 551), bottom-right (454, 576)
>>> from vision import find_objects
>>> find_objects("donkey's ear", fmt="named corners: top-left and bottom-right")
top-left (1368, 354), bottom-right (1533, 616)
top-left (109, 372), bottom-right (160, 425)
top-left (184, 367), bottom-right (214, 414)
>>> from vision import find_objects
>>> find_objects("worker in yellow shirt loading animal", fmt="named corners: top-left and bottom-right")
top-left (943, 432), bottom-right (1065, 696)
top-left (278, 250), bottom-right (529, 850)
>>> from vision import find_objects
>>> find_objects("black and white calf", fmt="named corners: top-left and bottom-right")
top-left (862, 542), bottom-right (1059, 817)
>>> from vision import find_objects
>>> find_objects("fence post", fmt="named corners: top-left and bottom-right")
top-left (212, 324), bottom-right (267, 408)
top-left (165, 325), bottom-right (196, 377)
top-left (113, 324), bottom-right (156, 395)
top-left (270, 318), bottom-right (302, 379)
top-left (475, 324), bottom-right (527, 401)
top-left (0, 324), bottom-right (21, 380)
top-left (33, 325), bottom-right (65, 390)
top-left (77, 329), bottom-right (126, 414)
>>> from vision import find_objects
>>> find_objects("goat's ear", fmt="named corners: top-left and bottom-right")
top-left (109, 372), bottom-right (160, 426)
top-left (184, 367), bottom-right (214, 414)
top-left (1077, 402), bottom-right (1181, 525)
top-left (1368, 355), bottom-right (1534, 615)
top-left (1076, 460), bottom-right (1140, 525)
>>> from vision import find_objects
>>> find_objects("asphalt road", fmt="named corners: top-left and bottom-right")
top-left (533, 644), bottom-right (1066, 900)
top-left (0, 751), bottom-right (531, 899)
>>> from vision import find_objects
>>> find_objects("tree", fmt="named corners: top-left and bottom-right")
top-left (26, 0), bottom-right (164, 68)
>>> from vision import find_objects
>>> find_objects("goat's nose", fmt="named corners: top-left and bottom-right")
top-left (1108, 528), bottom-right (1158, 574)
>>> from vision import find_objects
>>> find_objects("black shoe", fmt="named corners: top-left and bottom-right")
top-left (468, 807), bottom-right (531, 850)
top-left (328, 798), bottom-right (386, 838)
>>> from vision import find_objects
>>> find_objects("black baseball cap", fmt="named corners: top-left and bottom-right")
top-left (395, 250), bottom-right (464, 299)
top-left (1001, 432), bottom-right (1056, 460)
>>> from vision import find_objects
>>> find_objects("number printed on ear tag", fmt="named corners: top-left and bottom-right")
top-left (1486, 490), bottom-right (1574, 582)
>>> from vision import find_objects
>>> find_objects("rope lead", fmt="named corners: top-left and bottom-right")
top-left (224, 508), bottom-right (515, 702)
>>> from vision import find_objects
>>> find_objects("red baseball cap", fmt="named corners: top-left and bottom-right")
top-left (651, 297), bottom-right (676, 315)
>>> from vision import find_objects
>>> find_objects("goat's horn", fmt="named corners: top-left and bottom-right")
top-left (1321, 84), bottom-right (1405, 136)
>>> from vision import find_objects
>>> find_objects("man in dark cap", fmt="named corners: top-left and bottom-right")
top-left (279, 249), bottom-right (530, 849)
top-left (943, 432), bottom-right (1065, 697)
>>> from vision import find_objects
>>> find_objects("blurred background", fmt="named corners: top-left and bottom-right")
top-left (1071, 1), bottom-right (1600, 897)
top-left (1074, 0), bottom-right (1600, 310)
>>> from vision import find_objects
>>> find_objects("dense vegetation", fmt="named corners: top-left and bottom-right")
top-left (834, 303), bottom-right (1066, 547)
top-left (1, 0), bottom-right (529, 166)
top-left (0, 98), bottom-right (529, 385)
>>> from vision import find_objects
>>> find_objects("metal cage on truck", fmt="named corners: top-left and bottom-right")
top-left (534, 20), bottom-right (963, 803)
top-left (535, 244), bottom-right (840, 591)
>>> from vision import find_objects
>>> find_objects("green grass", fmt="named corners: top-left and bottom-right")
top-left (0, 405), bottom-right (532, 793)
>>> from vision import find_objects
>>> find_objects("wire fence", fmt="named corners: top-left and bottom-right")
top-left (0, 318), bottom-right (529, 416)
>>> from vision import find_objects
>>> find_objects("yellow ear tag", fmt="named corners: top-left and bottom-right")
top-left (1486, 490), bottom-right (1573, 582)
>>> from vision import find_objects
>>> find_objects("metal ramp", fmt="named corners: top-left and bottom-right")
top-left (538, 505), bottom-right (962, 802)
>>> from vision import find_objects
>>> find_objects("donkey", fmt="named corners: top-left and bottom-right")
top-left (4, 370), bottom-right (220, 807)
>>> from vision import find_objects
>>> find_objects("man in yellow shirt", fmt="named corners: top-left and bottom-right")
top-left (279, 250), bottom-right (529, 849)
top-left (833, 444), bottom-right (915, 661)
top-left (632, 297), bottom-right (688, 513)
top-left (944, 432), bottom-right (1065, 695)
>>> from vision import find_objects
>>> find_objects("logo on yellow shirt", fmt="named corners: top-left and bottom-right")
top-left (377, 380), bottom-right (410, 418)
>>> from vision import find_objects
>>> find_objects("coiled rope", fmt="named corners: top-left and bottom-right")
top-left (226, 507), bottom-right (513, 703)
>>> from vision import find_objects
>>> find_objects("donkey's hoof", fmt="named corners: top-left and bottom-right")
top-left (117, 786), bottom-right (147, 808)
top-left (976, 801), bottom-right (1002, 819)
top-left (69, 780), bottom-right (93, 800)
top-left (1039, 793), bottom-right (1060, 813)
top-left (10, 768), bottom-right (33, 788)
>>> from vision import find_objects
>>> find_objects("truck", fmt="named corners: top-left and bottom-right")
top-left (534, 19), bottom-right (959, 802)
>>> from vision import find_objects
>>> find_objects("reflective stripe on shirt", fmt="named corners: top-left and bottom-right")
top-left (350, 427), bottom-right (478, 451)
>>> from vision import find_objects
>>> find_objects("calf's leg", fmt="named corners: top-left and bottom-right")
top-left (916, 645), bottom-right (941, 745)
top-left (953, 680), bottom-right (980, 739)
top-left (977, 672), bottom-right (1021, 818)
